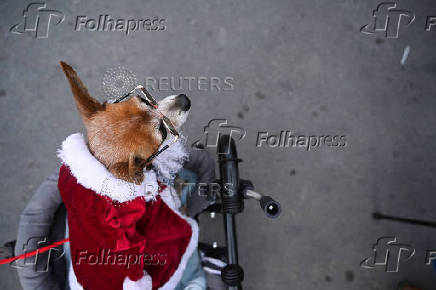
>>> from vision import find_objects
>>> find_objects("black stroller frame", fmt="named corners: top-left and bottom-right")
top-left (201, 135), bottom-right (281, 289)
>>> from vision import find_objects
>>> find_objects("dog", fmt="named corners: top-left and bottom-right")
top-left (60, 61), bottom-right (190, 184)
top-left (58, 61), bottom-right (199, 290)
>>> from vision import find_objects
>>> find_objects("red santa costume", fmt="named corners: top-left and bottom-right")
top-left (57, 133), bottom-right (198, 290)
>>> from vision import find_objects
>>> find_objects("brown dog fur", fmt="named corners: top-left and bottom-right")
top-left (60, 61), bottom-right (162, 184)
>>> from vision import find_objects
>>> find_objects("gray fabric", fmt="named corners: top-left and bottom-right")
top-left (204, 273), bottom-right (226, 290)
top-left (184, 148), bottom-right (216, 217)
top-left (175, 250), bottom-right (206, 290)
top-left (15, 170), bottom-right (67, 290)
top-left (15, 148), bottom-right (216, 290)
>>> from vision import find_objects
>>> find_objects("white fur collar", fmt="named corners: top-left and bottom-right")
top-left (153, 135), bottom-right (189, 180)
top-left (57, 133), bottom-right (188, 203)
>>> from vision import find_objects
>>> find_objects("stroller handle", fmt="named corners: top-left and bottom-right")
top-left (216, 134), bottom-right (281, 289)
top-left (217, 135), bottom-right (243, 289)
top-left (245, 189), bottom-right (281, 218)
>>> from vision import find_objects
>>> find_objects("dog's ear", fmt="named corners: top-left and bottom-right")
top-left (60, 61), bottom-right (103, 121)
top-left (108, 154), bottom-right (147, 184)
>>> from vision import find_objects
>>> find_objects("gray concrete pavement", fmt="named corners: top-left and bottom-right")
top-left (1, 0), bottom-right (436, 289)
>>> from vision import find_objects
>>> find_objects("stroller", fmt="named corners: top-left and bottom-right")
top-left (3, 135), bottom-right (280, 290)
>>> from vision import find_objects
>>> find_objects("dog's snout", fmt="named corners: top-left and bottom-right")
top-left (175, 94), bottom-right (191, 111)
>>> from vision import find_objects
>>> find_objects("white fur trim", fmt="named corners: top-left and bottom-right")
top-left (152, 135), bottom-right (189, 181)
top-left (123, 271), bottom-right (152, 290)
top-left (158, 197), bottom-right (199, 290)
top-left (57, 133), bottom-right (160, 203)
top-left (68, 263), bottom-right (153, 290)
top-left (68, 261), bottom-right (84, 290)
top-left (57, 133), bottom-right (188, 203)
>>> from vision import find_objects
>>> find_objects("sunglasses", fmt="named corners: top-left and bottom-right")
top-left (114, 85), bottom-right (180, 164)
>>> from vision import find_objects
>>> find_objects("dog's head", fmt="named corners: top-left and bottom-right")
top-left (60, 61), bottom-right (190, 184)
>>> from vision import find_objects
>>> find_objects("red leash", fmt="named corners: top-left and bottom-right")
top-left (0, 238), bottom-right (69, 265)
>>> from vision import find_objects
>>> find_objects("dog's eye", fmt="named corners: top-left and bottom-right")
top-left (159, 121), bottom-right (167, 140)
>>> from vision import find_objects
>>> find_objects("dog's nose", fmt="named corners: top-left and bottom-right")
top-left (175, 94), bottom-right (191, 111)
